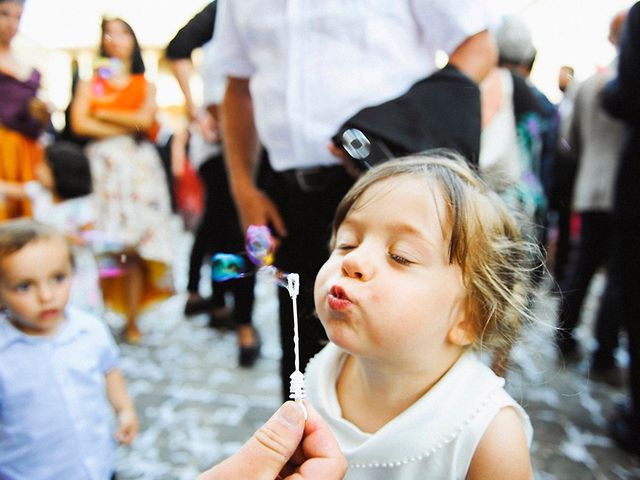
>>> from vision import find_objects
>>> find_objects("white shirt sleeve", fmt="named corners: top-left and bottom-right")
top-left (201, 39), bottom-right (227, 106)
top-left (410, 0), bottom-right (498, 55)
top-left (210, 0), bottom-right (255, 78)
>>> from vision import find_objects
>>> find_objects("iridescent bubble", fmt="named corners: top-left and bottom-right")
top-left (211, 253), bottom-right (251, 282)
top-left (245, 225), bottom-right (275, 266)
top-left (341, 128), bottom-right (371, 160)
top-left (260, 265), bottom-right (290, 288)
top-left (211, 226), bottom-right (284, 284)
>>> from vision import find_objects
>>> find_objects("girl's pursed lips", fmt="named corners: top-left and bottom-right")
top-left (330, 285), bottom-right (351, 301)
top-left (327, 285), bottom-right (353, 311)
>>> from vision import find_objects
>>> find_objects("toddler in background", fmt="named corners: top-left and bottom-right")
top-left (309, 152), bottom-right (536, 479)
top-left (0, 141), bottom-right (103, 313)
top-left (0, 219), bottom-right (138, 479)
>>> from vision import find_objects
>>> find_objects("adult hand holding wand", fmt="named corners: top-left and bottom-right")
top-left (197, 401), bottom-right (347, 480)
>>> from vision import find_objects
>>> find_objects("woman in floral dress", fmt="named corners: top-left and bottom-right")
top-left (71, 16), bottom-right (174, 343)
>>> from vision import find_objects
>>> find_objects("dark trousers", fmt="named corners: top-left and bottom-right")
top-left (607, 213), bottom-right (640, 427)
top-left (264, 165), bottom-right (354, 400)
top-left (549, 151), bottom-right (578, 282)
top-left (186, 155), bottom-right (255, 325)
top-left (557, 211), bottom-right (619, 362)
top-left (554, 205), bottom-right (574, 282)
top-left (155, 136), bottom-right (178, 213)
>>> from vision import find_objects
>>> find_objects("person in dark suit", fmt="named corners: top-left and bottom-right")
top-left (600, 1), bottom-right (640, 454)
top-left (554, 12), bottom-right (627, 385)
top-left (166, 2), bottom-right (261, 367)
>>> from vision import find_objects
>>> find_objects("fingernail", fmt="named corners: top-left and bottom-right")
top-left (298, 401), bottom-right (308, 420)
top-left (276, 401), bottom-right (303, 430)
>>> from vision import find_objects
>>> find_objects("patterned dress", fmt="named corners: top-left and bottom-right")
top-left (84, 74), bottom-right (174, 315)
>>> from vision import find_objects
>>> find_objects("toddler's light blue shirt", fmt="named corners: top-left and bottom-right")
top-left (0, 307), bottom-right (119, 480)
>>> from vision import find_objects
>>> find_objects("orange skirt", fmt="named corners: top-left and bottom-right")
top-left (98, 256), bottom-right (174, 318)
top-left (0, 125), bottom-right (43, 219)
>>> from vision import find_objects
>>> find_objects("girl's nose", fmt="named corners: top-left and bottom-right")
top-left (341, 247), bottom-right (373, 281)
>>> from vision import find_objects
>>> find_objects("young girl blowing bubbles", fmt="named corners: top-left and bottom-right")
top-left (0, 220), bottom-right (138, 479)
top-left (308, 152), bottom-right (535, 479)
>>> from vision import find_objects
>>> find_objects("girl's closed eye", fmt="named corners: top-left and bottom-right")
top-left (336, 242), bottom-right (356, 252)
top-left (334, 230), bottom-right (359, 253)
top-left (389, 252), bottom-right (413, 265)
top-left (388, 240), bottom-right (423, 266)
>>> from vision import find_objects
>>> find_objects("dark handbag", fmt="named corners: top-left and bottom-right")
top-left (332, 65), bottom-right (481, 169)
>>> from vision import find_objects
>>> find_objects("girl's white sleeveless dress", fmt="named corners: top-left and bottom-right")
top-left (305, 343), bottom-right (533, 480)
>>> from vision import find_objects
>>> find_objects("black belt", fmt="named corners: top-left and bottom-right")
top-left (277, 165), bottom-right (348, 192)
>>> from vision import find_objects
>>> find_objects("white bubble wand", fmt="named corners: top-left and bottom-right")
top-left (210, 225), bottom-right (308, 418)
top-left (286, 273), bottom-right (307, 419)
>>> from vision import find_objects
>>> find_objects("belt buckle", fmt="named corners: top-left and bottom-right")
top-left (294, 168), bottom-right (325, 192)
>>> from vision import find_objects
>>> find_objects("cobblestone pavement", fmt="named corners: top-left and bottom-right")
top-left (110, 232), bottom-right (640, 479)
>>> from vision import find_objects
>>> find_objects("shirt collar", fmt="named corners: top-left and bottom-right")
top-left (0, 315), bottom-right (24, 350)
top-left (0, 308), bottom-right (88, 350)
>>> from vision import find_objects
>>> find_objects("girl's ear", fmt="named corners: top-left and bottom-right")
top-left (447, 305), bottom-right (475, 347)
top-left (448, 321), bottom-right (475, 346)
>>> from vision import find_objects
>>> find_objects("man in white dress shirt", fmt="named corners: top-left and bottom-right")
top-left (212, 0), bottom-right (498, 400)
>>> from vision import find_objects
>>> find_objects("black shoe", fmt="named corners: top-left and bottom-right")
top-left (184, 295), bottom-right (210, 316)
top-left (239, 327), bottom-right (261, 368)
top-left (608, 408), bottom-right (640, 455)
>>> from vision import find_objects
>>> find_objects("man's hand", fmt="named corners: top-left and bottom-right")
top-left (233, 182), bottom-right (287, 238)
top-left (193, 109), bottom-right (220, 144)
top-left (198, 401), bottom-right (347, 480)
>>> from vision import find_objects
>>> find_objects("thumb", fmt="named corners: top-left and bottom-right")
top-left (198, 401), bottom-right (306, 480)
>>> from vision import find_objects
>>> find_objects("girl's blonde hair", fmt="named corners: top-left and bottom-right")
top-left (0, 219), bottom-right (70, 268)
top-left (331, 151), bottom-right (538, 355)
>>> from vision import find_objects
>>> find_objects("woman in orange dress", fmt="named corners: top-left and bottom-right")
top-left (0, 0), bottom-right (49, 219)
top-left (71, 16), bottom-right (174, 343)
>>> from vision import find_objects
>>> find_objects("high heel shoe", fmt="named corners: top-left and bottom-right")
top-left (238, 326), bottom-right (261, 368)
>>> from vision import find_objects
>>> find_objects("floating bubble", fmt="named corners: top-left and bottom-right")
top-left (245, 225), bottom-right (275, 267)
top-left (211, 226), bottom-right (290, 286)
top-left (211, 253), bottom-right (252, 282)
top-left (341, 128), bottom-right (371, 160)
top-left (260, 265), bottom-right (290, 289)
